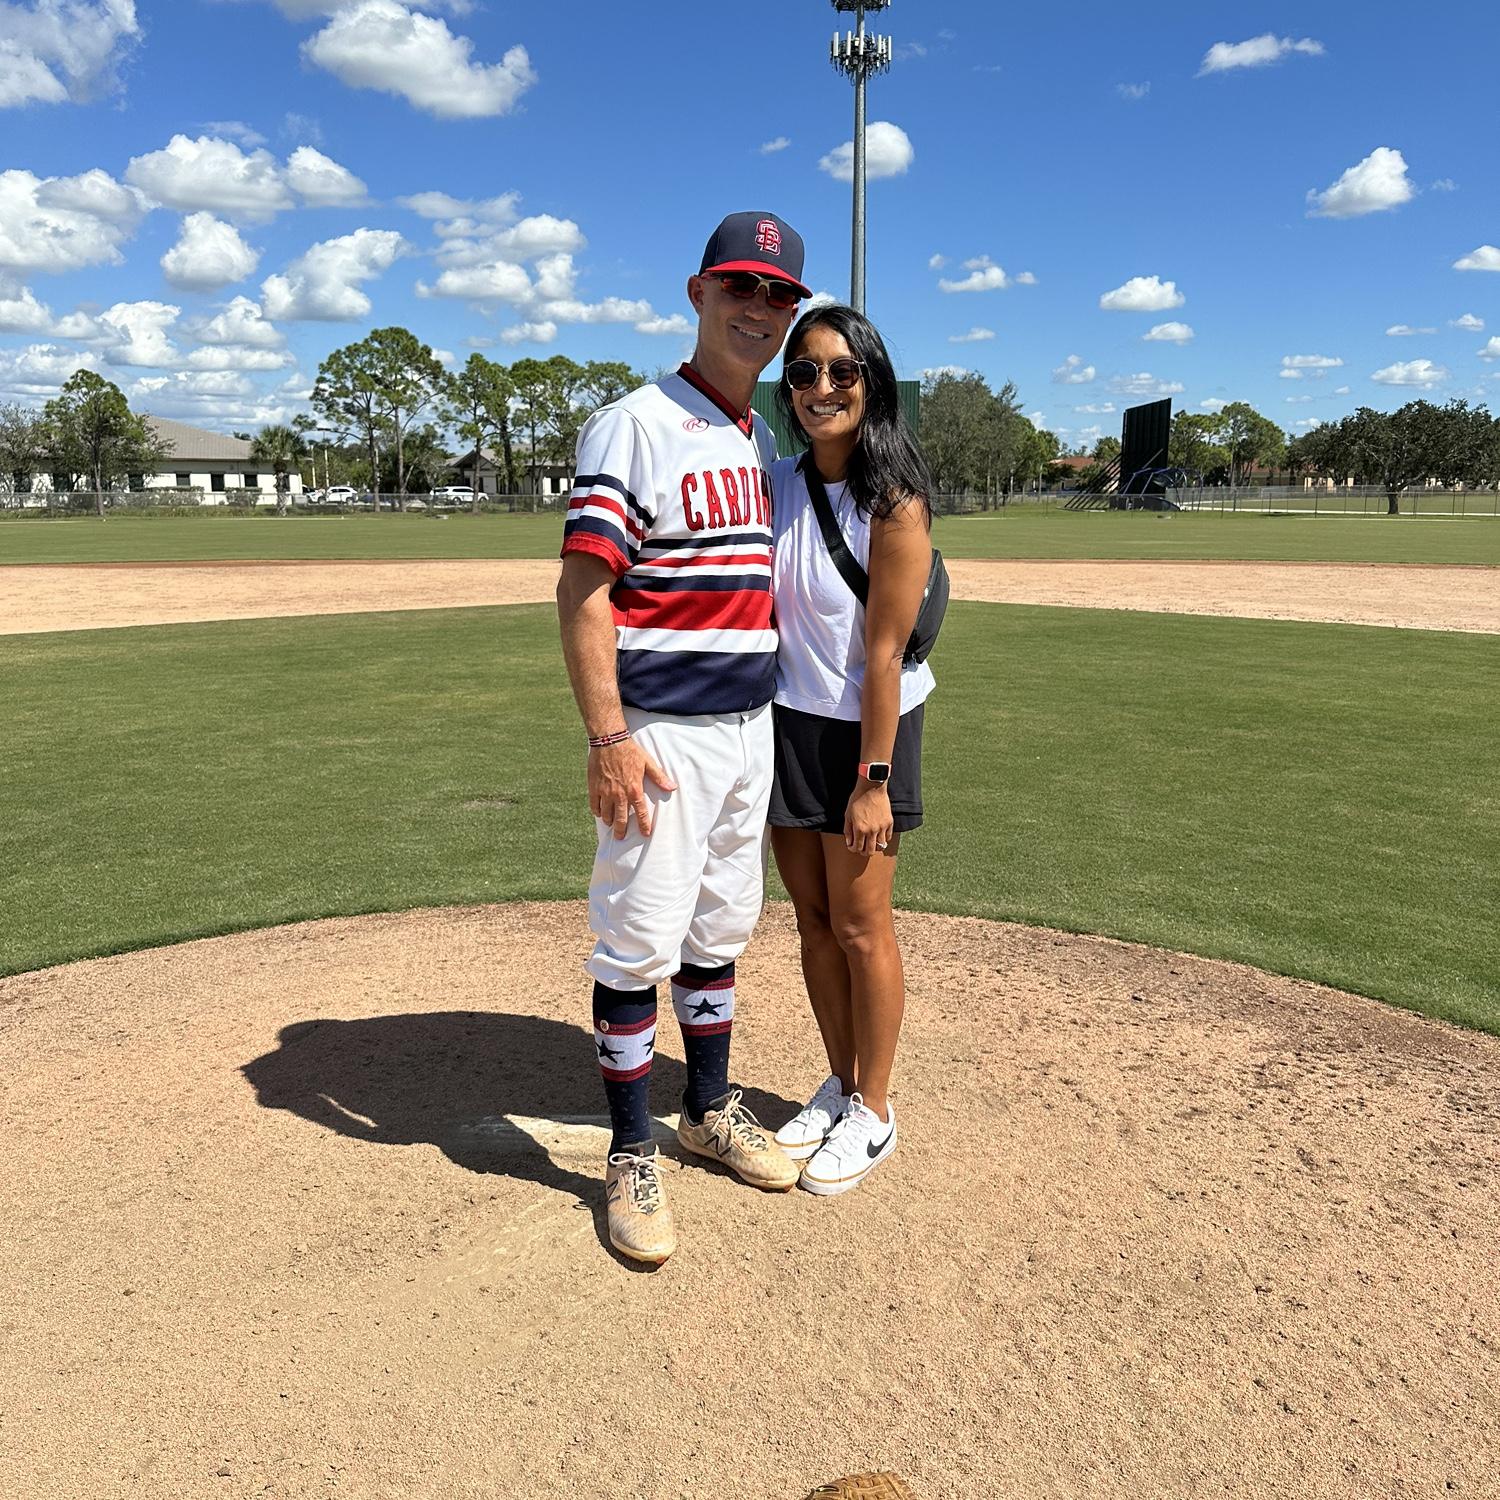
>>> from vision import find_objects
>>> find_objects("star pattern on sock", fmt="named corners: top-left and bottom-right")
top-left (596, 1039), bottom-right (623, 1062)
top-left (688, 997), bottom-right (724, 1018)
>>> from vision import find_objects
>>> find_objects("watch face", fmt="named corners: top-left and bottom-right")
top-left (864, 762), bottom-right (891, 784)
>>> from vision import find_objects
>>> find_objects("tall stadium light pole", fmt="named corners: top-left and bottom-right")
top-left (831, 1), bottom-right (893, 314)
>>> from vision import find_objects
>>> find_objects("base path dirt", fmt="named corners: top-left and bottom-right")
top-left (3, 902), bottom-right (1496, 1500)
top-left (4, 557), bottom-right (1498, 634)
top-left (942, 558), bottom-right (1500, 633)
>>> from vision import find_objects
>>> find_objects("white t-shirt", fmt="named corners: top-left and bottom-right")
top-left (770, 455), bottom-right (936, 722)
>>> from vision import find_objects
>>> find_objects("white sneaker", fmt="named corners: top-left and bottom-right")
top-left (799, 1093), bottom-right (897, 1196)
top-left (774, 1075), bottom-right (851, 1162)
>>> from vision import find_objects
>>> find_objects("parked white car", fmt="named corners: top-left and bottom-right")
top-left (429, 485), bottom-right (478, 504)
top-left (314, 485), bottom-right (360, 505)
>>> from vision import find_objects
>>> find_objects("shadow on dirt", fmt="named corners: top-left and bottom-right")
top-left (240, 1011), bottom-right (799, 1265)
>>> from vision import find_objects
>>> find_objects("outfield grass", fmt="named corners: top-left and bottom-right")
top-left (4, 603), bottom-right (1496, 1034)
top-left (4, 507), bottom-right (1498, 566)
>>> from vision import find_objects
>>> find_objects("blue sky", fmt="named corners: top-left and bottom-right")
top-left (2, 0), bottom-right (1496, 448)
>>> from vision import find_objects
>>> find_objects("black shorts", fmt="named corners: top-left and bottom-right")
top-left (768, 702), bottom-right (925, 834)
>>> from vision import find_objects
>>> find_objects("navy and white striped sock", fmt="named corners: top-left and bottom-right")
top-left (592, 981), bottom-right (656, 1153)
top-left (672, 960), bottom-right (735, 1123)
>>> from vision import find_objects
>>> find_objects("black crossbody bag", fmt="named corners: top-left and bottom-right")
top-left (797, 454), bottom-right (949, 665)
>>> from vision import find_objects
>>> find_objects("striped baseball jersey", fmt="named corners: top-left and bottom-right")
top-left (561, 364), bottom-right (778, 715)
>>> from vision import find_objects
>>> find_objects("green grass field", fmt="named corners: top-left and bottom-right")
top-left (4, 507), bottom-right (1498, 566)
top-left (5, 602), bottom-right (1495, 1033)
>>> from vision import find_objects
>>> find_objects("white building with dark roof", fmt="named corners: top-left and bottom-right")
top-left (2, 417), bottom-right (303, 504)
top-left (141, 417), bottom-right (303, 501)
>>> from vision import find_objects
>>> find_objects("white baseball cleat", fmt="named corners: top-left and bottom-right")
top-left (798, 1093), bottom-right (897, 1196)
top-left (774, 1074), bottom-right (852, 1162)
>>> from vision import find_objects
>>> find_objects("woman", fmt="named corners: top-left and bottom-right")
top-left (767, 303), bottom-right (935, 1195)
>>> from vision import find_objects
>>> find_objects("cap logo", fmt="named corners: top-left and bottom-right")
top-left (754, 218), bottom-right (782, 257)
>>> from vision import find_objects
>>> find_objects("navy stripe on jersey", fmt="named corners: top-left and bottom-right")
top-left (573, 472), bottom-right (651, 532)
top-left (621, 574), bottom-right (772, 596)
top-left (562, 471), bottom-right (651, 575)
top-left (638, 529), bottom-right (771, 555)
top-left (618, 648), bottom-right (776, 716)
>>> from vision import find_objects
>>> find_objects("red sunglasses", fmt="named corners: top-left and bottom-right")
top-left (713, 271), bottom-right (802, 311)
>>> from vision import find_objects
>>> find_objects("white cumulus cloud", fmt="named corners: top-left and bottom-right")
top-left (1143, 321), bottom-right (1194, 343)
top-left (160, 213), bottom-right (260, 291)
top-left (0, 166), bottom-right (144, 273)
top-left (0, 340), bottom-right (101, 395)
top-left (938, 256), bottom-right (1018, 294)
top-left (0, 0), bottom-right (140, 108)
top-left (1100, 275), bottom-right (1184, 312)
top-left (1306, 146), bottom-right (1413, 219)
top-left (1371, 359), bottom-right (1448, 388)
top-left (1116, 82), bottom-right (1149, 100)
top-left (189, 295), bottom-right (285, 349)
top-left (1385, 324), bottom-right (1435, 337)
top-left (927, 253), bottom-right (946, 270)
top-left (1052, 355), bottom-right (1096, 385)
top-left (759, 136), bottom-right (790, 155)
top-left (302, 0), bottom-right (537, 119)
top-left (261, 227), bottom-right (408, 320)
top-left (92, 298), bottom-right (181, 366)
top-left (1282, 354), bottom-right (1343, 370)
top-left (1454, 245), bottom-right (1500, 272)
top-left (1199, 398), bottom-right (1227, 412)
top-left (634, 313), bottom-right (693, 336)
top-left (1073, 402), bottom-right (1115, 414)
top-left (949, 327), bottom-right (995, 343)
top-left (1108, 372), bottom-right (1184, 397)
top-left (284, 145), bottom-right (367, 206)
top-left (126, 135), bottom-right (294, 223)
top-left (0, 275), bottom-right (54, 332)
top-left (499, 320), bottom-right (557, 346)
top-left (1198, 34), bottom-right (1324, 75)
top-left (1477, 338), bottom-right (1500, 363)
top-left (1450, 313), bottom-right (1484, 331)
top-left (819, 121), bottom-right (913, 182)
top-left (397, 190), bottom-right (519, 224)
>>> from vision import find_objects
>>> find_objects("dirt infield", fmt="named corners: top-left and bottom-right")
top-left (4, 901), bottom-right (1496, 1500)
top-left (4, 557), bottom-right (1498, 634)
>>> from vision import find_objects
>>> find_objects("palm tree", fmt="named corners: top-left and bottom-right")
top-left (250, 424), bottom-right (308, 515)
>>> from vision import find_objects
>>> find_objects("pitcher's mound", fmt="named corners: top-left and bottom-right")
top-left (3, 902), bottom-right (1496, 1500)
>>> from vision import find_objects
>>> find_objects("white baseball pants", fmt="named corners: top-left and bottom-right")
top-left (585, 702), bottom-right (773, 989)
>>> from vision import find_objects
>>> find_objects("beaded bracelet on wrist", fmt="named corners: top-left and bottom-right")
top-left (587, 728), bottom-right (632, 749)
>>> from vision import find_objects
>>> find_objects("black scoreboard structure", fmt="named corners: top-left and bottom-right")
top-left (1117, 397), bottom-right (1173, 503)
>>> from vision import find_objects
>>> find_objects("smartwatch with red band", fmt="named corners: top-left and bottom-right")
top-left (858, 761), bottom-right (891, 784)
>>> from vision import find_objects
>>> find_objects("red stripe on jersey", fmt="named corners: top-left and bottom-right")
top-left (641, 551), bottom-right (769, 571)
top-left (610, 588), bottom-right (773, 632)
top-left (567, 491), bottom-right (644, 542)
top-left (561, 533), bottom-right (631, 577)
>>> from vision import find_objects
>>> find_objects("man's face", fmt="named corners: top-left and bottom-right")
top-left (687, 273), bottom-right (799, 384)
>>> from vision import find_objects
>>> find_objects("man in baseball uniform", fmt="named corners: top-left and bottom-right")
top-left (556, 211), bottom-right (810, 1263)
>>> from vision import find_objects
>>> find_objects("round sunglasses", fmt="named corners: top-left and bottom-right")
top-left (784, 357), bottom-right (866, 391)
top-left (714, 271), bottom-right (802, 311)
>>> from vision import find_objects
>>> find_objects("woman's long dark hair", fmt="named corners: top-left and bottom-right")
top-left (776, 303), bottom-right (931, 523)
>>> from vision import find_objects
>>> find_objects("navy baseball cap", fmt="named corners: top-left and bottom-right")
top-left (699, 211), bottom-right (812, 299)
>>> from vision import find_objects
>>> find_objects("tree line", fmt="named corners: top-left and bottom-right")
top-left (305, 327), bottom-right (647, 509)
top-left (8, 338), bottom-right (1500, 521)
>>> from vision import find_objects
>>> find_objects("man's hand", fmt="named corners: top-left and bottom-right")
top-left (589, 737), bottom-right (677, 836)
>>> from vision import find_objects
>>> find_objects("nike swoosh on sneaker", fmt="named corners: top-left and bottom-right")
top-left (867, 1128), bottom-right (894, 1159)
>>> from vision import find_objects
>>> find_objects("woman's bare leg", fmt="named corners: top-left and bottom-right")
top-left (771, 827), bottom-right (855, 1090)
top-left (821, 833), bottom-right (904, 1119)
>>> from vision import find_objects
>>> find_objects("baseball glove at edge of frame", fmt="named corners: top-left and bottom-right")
top-left (804, 1473), bottom-right (917, 1500)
